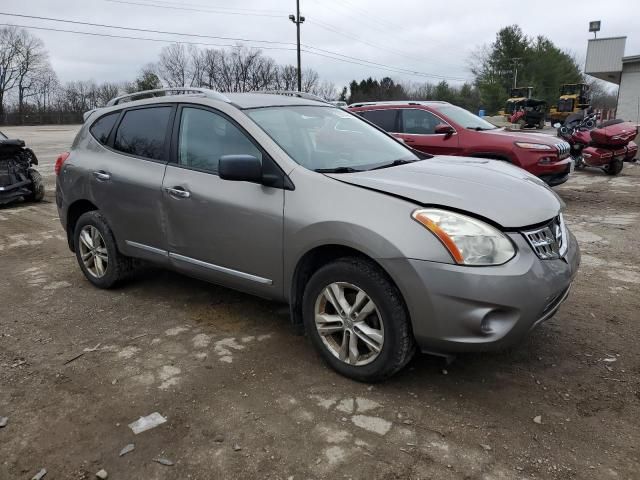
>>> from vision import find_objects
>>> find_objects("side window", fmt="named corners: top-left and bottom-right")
top-left (178, 107), bottom-right (262, 174)
top-left (114, 106), bottom-right (172, 160)
top-left (359, 109), bottom-right (398, 132)
top-left (400, 109), bottom-right (443, 135)
top-left (89, 111), bottom-right (119, 145)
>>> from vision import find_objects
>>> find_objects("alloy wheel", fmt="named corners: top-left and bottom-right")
top-left (314, 282), bottom-right (384, 366)
top-left (78, 225), bottom-right (109, 278)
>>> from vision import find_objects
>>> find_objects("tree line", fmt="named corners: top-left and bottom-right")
top-left (0, 26), bottom-right (335, 124)
top-left (347, 25), bottom-right (617, 114)
top-left (0, 24), bottom-right (618, 124)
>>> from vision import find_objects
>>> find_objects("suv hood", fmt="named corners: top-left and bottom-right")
top-left (327, 157), bottom-right (563, 228)
top-left (481, 128), bottom-right (561, 146)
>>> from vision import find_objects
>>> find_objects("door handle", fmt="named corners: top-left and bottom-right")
top-left (403, 137), bottom-right (416, 143)
top-left (165, 186), bottom-right (191, 198)
top-left (93, 170), bottom-right (111, 181)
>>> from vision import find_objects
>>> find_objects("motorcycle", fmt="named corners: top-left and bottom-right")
top-left (557, 111), bottom-right (638, 175)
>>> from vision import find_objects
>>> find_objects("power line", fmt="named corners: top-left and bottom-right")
top-left (0, 12), bottom-right (295, 46)
top-left (99, 0), bottom-right (470, 80)
top-left (302, 49), bottom-right (468, 82)
top-left (0, 12), bottom-right (469, 81)
top-left (146, 0), bottom-right (288, 15)
top-left (0, 23), bottom-right (298, 52)
top-left (5, 22), bottom-right (468, 81)
top-left (306, 18), bottom-right (467, 75)
top-left (105, 0), bottom-right (284, 18)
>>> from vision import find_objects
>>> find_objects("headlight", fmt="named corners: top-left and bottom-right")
top-left (515, 142), bottom-right (553, 150)
top-left (411, 208), bottom-right (515, 265)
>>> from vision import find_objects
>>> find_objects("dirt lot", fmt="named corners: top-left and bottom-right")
top-left (1, 125), bottom-right (639, 480)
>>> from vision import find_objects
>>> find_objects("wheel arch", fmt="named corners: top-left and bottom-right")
top-left (288, 244), bottom-right (406, 331)
top-left (65, 199), bottom-right (99, 252)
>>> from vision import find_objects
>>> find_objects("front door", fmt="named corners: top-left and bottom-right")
top-left (397, 108), bottom-right (459, 155)
top-left (162, 105), bottom-right (284, 298)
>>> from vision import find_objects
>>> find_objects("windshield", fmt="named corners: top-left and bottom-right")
top-left (561, 85), bottom-right (579, 96)
top-left (246, 106), bottom-right (419, 172)
top-left (434, 105), bottom-right (497, 131)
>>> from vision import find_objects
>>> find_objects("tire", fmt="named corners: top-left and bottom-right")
top-left (302, 257), bottom-right (416, 382)
top-left (25, 168), bottom-right (45, 202)
top-left (603, 159), bottom-right (623, 176)
top-left (73, 211), bottom-right (135, 288)
top-left (536, 118), bottom-right (545, 129)
top-left (517, 119), bottom-right (526, 129)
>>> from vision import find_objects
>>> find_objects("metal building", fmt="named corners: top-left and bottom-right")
top-left (585, 37), bottom-right (640, 123)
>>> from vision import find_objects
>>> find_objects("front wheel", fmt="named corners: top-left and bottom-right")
top-left (302, 257), bottom-right (415, 382)
top-left (603, 159), bottom-right (624, 175)
top-left (25, 168), bottom-right (44, 202)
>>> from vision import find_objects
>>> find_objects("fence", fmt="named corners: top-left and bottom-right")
top-left (0, 111), bottom-right (84, 126)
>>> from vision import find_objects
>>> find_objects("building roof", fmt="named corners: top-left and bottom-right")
top-left (622, 55), bottom-right (640, 63)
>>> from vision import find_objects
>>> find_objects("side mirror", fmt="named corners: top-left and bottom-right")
top-left (218, 155), bottom-right (262, 183)
top-left (435, 124), bottom-right (455, 137)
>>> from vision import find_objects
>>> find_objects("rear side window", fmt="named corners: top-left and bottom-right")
top-left (90, 112), bottom-right (119, 145)
top-left (178, 107), bottom-right (262, 174)
top-left (114, 107), bottom-right (172, 160)
top-left (358, 109), bottom-right (398, 132)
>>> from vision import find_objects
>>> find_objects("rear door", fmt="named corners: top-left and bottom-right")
top-left (357, 109), bottom-right (400, 134)
top-left (161, 105), bottom-right (284, 298)
top-left (397, 108), bottom-right (459, 155)
top-left (89, 105), bottom-right (174, 263)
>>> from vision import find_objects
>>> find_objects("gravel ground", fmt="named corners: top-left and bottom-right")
top-left (1, 125), bottom-right (639, 480)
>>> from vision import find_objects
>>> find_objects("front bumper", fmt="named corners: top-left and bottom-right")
top-left (380, 230), bottom-right (580, 353)
top-left (0, 179), bottom-right (32, 205)
top-left (515, 152), bottom-right (572, 187)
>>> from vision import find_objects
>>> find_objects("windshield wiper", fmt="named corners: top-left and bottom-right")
top-left (369, 159), bottom-right (417, 170)
top-left (314, 166), bottom-right (361, 173)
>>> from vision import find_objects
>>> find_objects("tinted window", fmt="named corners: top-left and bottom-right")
top-left (178, 107), bottom-right (262, 174)
top-left (400, 109), bottom-right (443, 135)
top-left (114, 107), bottom-right (172, 160)
top-left (90, 112), bottom-right (119, 145)
top-left (359, 109), bottom-right (398, 131)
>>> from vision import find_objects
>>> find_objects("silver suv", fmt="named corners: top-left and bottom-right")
top-left (56, 88), bottom-right (580, 381)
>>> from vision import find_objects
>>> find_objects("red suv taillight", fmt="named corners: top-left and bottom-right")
top-left (55, 152), bottom-right (70, 176)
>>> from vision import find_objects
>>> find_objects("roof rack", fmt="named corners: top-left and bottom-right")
top-left (254, 90), bottom-right (330, 104)
top-left (348, 100), bottom-right (451, 108)
top-left (106, 87), bottom-right (231, 106)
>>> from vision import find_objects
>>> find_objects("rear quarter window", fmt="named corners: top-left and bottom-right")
top-left (113, 106), bottom-right (172, 161)
top-left (357, 109), bottom-right (398, 132)
top-left (89, 112), bottom-right (120, 145)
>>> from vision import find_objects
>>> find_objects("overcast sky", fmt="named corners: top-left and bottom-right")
top-left (2, 0), bottom-right (638, 89)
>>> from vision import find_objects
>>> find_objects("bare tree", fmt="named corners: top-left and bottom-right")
top-left (15, 29), bottom-right (48, 116)
top-left (311, 80), bottom-right (337, 100)
top-left (157, 43), bottom-right (189, 87)
top-left (0, 26), bottom-right (22, 116)
top-left (301, 68), bottom-right (319, 93)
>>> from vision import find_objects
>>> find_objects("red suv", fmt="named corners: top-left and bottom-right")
top-left (349, 101), bottom-right (572, 186)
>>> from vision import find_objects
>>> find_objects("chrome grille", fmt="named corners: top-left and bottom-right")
top-left (555, 142), bottom-right (570, 158)
top-left (522, 214), bottom-right (568, 260)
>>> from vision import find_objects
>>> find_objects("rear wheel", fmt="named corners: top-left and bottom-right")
top-left (74, 211), bottom-right (135, 288)
top-left (517, 119), bottom-right (527, 129)
top-left (302, 257), bottom-right (415, 382)
top-left (536, 118), bottom-right (545, 129)
top-left (25, 168), bottom-right (44, 202)
top-left (603, 159), bottom-right (623, 175)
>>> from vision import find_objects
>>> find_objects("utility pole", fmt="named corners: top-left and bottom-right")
top-left (289, 0), bottom-right (305, 92)
top-left (510, 57), bottom-right (521, 89)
